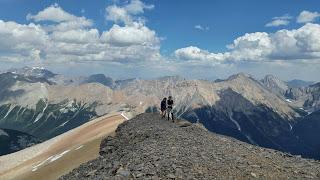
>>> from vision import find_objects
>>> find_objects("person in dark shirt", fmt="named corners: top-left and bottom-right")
top-left (160, 97), bottom-right (167, 118)
top-left (167, 96), bottom-right (174, 122)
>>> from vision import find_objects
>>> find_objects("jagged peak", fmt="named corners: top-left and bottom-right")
top-left (261, 74), bottom-right (288, 90)
top-left (264, 74), bottom-right (277, 79)
top-left (262, 74), bottom-right (284, 82)
top-left (226, 72), bottom-right (253, 81)
top-left (6, 66), bottom-right (56, 78)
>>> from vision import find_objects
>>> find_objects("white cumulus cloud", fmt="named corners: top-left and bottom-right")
top-left (175, 23), bottom-right (320, 63)
top-left (101, 22), bottom-right (159, 47)
top-left (1, 3), bottom-right (320, 81)
top-left (27, 3), bottom-right (93, 32)
top-left (297, 10), bottom-right (320, 23)
top-left (0, 2), bottom-right (161, 65)
top-left (174, 46), bottom-right (226, 62)
top-left (27, 3), bottom-right (78, 22)
top-left (265, 14), bottom-right (291, 27)
top-left (105, 0), bottom-right (154, 25)
top-left (51, 29), bottom-right (99, 44)
top-left (0, 20), bottom-right (47, 58)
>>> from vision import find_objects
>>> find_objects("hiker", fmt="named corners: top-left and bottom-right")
top-left (160, 97), bottom-right (167, 118)
top-left (167, 96), bottom-right (174, 122)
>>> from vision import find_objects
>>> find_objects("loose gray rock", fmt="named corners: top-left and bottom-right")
top-left (61, 113), bottom-right (320, 180)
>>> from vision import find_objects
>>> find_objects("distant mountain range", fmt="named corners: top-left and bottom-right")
top-left (287, 79), bottom-right (315, 88)
top-left (0, 66), bottom-right (320, 160)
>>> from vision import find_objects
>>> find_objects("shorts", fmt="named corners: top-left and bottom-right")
top-left (167, 107), bottom-right (173, 113)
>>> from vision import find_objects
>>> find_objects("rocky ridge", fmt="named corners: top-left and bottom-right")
top-left (61, 113), bottom-right (320, 179)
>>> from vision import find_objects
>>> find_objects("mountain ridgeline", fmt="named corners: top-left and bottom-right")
top-left (0, 66), bottom-right (319, 160)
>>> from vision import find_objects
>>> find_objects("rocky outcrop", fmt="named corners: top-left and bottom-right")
top-left (285, 83), bottom-right (320, 112)
top-left (61, 113), bottom-right (320, 179)
top-left (261, 74), bottom-right (288, 97)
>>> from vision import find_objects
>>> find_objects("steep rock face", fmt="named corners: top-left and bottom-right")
top-left (285, 87), bottom-right (308, 100)
top-left (0, 70), bottom-right (119, 152)
top-left (179, 89), bottom-right (308, 155)
top-left (260, 75), bottom-right (320, 113)
top-left (0, 68), bottom-right (125, 147)
top-left (285, 83), bottom-right (320, 112)
top-left (221, 73), bottom-right (295, 119)
top-left (0, 71), bottom-right (107, 144)
top-left (0, 72), bottom-right (53, 107)
top-left (61, 113), bottom-right (320, 179)
top-left (0, 99), bottom-right (97, 140)
top-left (303, 83), bottom-right (320, 111)
top-left (119, 73), bottom-right (298, 119)
top-left (261, 74), bottom-right (288, 97)
top-left (0, 128), bottom-right (40, 155)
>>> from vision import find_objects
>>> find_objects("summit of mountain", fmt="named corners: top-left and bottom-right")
top-left (62, 113), bottom-right (320, 179)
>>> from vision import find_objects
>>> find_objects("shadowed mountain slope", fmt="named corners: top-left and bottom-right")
top-left (0, 128), bottom-right (40, 155)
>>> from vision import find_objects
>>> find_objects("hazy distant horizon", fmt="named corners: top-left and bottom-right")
top-left (0, 64), bottom-right (318, 83)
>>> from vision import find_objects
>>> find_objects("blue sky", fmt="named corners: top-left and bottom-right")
top-left (1, 0), bottom-right (319, 53)
top-left (0, 0), bottom-right (320, 80)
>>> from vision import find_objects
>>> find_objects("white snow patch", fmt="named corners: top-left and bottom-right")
top-left (121, 112), bottom-right (129, 120)
top-left (59, 108), bottom-right (68, 113)
top-left (75, 145), bottom-right (84, 150)
top-left (33, 101), bottom-right (48, 123)
top-left (229, 113), bottom-right (241, 131)
top-left (32, 66), bottom-right (45, 70)
top-left (31, 168), bottom-right (38, 172)
top-left (59, 120), bottom-right (69, 127)
top-left (0, 129), bottom-right (9, 136)
top-left (2, 105), bottom-right (15, 120)
top-left (33, 113), bottom-right (44, 123)
top-left (50, 150), bottom-right (71, 162)
top-left (31, 155), bottom-right (54, 172)
top-left (285, 99), bottom-right (293, 103)
top-left (20, 107), bottom-right (27, 116)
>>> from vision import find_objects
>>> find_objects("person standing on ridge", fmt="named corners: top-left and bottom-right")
top-left (160, 97), bottom-right (167, 118)
top-left (167, 96), bottom-right (174, 122)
